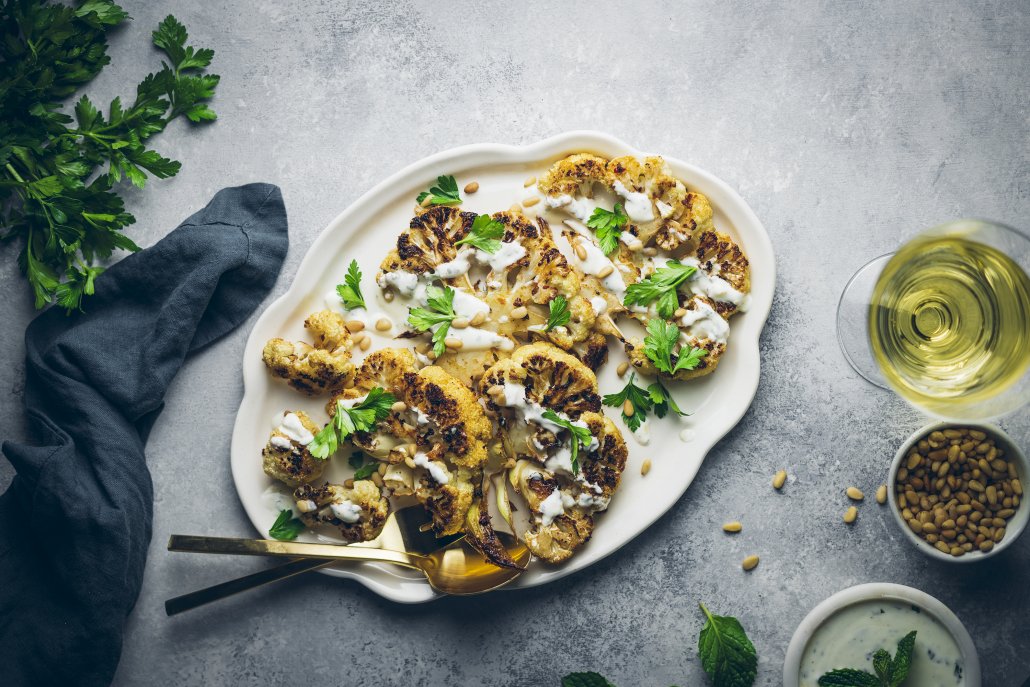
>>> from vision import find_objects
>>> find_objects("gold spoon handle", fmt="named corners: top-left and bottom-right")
top-left (165, 558), bottom-right (334, 616)
top-left (168, 534), bottom-right (422, 568)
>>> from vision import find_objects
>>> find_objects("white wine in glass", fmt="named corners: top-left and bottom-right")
top-left (838, 219), bottom-right (1030, 420)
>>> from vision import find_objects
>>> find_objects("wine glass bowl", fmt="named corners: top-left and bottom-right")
top-left (838, 219), bottom-right (1030, 420)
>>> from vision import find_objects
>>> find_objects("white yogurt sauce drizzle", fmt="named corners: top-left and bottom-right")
top-left (563, 220), bottom-right (627, 296)
top-left (330, 500), bottom-right (363, 524)
top-left (542, 194), bottom-right (597, 222)
top-left (413, 452), bottom-right (450, 485)
top-left (612, 180), bottom-right (655, 223)
top-left (590, 296), bottom-right (608, 315)
top-left (681, 299), bottom-right (730, 344)
top-left (277, 412), bottom-right (313, 445)
top-left (538, 489), bottom-right (565, 526)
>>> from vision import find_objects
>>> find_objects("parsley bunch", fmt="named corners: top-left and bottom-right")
top-left (0, 4), bottom-right (220, 310)
top-left (308, 388), bottom-right (396, 459)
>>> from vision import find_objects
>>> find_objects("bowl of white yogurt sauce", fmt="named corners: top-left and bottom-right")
top-left (783, 583), bottom-right (980, 687)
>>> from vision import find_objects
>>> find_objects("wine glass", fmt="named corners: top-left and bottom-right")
top-left (837, 219), bottom-right (1030, 420)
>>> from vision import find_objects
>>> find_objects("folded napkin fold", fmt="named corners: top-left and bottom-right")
top-left (0, 184), bottom-right (288, 687)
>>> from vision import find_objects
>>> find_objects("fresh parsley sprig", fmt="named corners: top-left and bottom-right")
top-left (602, 373), bottom-right (687, 432)
top-left (545, 295), bottom-right (571, 332)
top-left (268, 509), bottom-right (305, 541)
top-left (455, 213), bottom-right (504, 253)
top-left (336, 259), bottom-right (366, 310)
top-left (586, 204), bottom-right (628, 255)
top-left (698, 602), bottom-right (758, 687)
top-left (818, 631), bottom-right (916, 687)
top-left (644, 319), bottom-right (708, 375)
top-left (308, 387), bottom-right (396, 459)
top-left (348, 452), bottom-right (379, 480)
top-left (416, 174), bottom-right (461, 206)
top-left (541, 409), bottom-right (591, 474)
top-left (623, 260), bottom-right (697, 319)
top-left (0, 8), bottom-right (220, 310)
top-left (407, 284), bottom-right (457, 357)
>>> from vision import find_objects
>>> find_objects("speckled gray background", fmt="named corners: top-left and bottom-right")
top-left (1, 1), bottom-right (1028, 685)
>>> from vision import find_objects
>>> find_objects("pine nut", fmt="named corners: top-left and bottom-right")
top-left (343, 478), bottom-right (355, 489)
top-left (451, 317), bottom-right (470, 329)
top-left (844, 506), bottom-right (858, 524)
top-left (1013, 478), bottom-right (1023, 495)
top-left (391, 401), bottom-right (407, 413)
top-left (383, 290), bottom-right (395, 302)
top-left (673, 308), bottom-right (687, 318)
top-left (359, 337), bottom-right (372, 351)
top-left (444, 336), bottom-right (463, 349)
top-left (616, 361), bottom-right (629, 377)
top-left (346, 320), bottom-right (365, 332)
top-left (464, 181), bottom-right (479, 194)
top-left (723, 521), bottom-right (742, 533)
top-left (596, 265), bottom-right (614, 279)
top-left (643, 246), bottom-right (658, 256)
top-left (511, 306), bottom-right (528, 319)
top-left (772, 470), bottom-right (787, 490)
top-left (742, 555), bottom-right (760, 571)
top-left (574, 243), bottom-right (588, 261)
top-left (375, 317), bottom-right (392, 332)
top-left (487, 384), bottom-right (504, 397)
top-left (469, 311), bottom-right (487, 326)
top-left (524, 176), bottom-right (537, 187)
top-left (352, 332), bottom-right (368, 346)
top-left (370, 472), bottom-right (384, 487)
top-left (876, 485), bottom-right (887, 504)
top-left (641, 458), bottom-right (652, 476)
top-left (404, 456), bottom-right (417, 469)
top-left (522, 196), bottom-right (540, 207)
top-left (846, 486), bottom-right (864, 501)
top-left (623, 399), bottom-right (635, 417)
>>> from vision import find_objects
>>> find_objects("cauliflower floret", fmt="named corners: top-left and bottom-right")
top-left (327, 348), bottom-right (491, 535)
top-left (293, 480), bottom-right (390, 543)
top-left (262, 411), bottom-right (325, 486)
top-left (262, 310), bottom-right (356, 394)
top-left (688, 230), bottom-right (751, 317)
top-left (536, 153), bottom-right (612, 198)
top-left (378, 206), bottom-right (476, 280)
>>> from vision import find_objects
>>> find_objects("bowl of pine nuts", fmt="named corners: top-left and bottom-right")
top-left (888, 423), bottom-right (1028, 562)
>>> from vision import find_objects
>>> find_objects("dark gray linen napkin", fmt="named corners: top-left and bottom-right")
top-left (0, 183), bottom-right (288, 687)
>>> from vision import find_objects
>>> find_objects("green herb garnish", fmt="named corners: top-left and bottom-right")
top-left (698, 602), bottom-right (758, 687)
top-left (0, 8), bottom-right (220, 310)
top-left (308, 387), bottom-right (396, 459)
top-left (545, 295), bottom-right (571, 332)
top-left (818, 631), bottom-right (916, 687)
top-left (348, 451), bottom-right (379, 480)
top-left (602, 373), bottom-right (653, 432)
top-left (268, 509), bottom-right (305, 541)
top-left (586, 204), bottom-right (628, 255)
top-left (644, 319), bottom-right (708, 375)
top-left (336, 260), bottom-right (366, 310)
top-left (541, 409), bottom-right (591, 474)
top-left (406, 284), bottom-right (457, 357)
top-left (455, 213), bottom-right (504, 253)
top-left (623, 260), bottom-right (697, 319)
top-left (416, 174), bottom-right (461, 206)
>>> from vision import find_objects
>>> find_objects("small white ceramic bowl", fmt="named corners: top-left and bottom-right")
top-left (888, 422), bottom-right (1029, 563)
top-left (783, 583), bottom-right (981, 687)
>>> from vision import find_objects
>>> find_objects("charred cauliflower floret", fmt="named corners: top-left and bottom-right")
top-left (377, 206), bottom-right (475, 283)
top-left (559, 219), bottom-right (641, 321)
top-left (262, 310), bottom-right (356, 394)
top-left (262, 411), bottom-right (325, 486)
top-left (507, 411), bottom-right (627, 564)
top-left (686, 230), bottom-right (751, 317)
top-left (293, 480), bottom-right (390, 543)
top-left (327, 348), bottom-right (491, 535)
top-left (537, 153), bottom-right (612, 200)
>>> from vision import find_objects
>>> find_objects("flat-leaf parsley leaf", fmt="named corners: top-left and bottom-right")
top-left (308, 387), bottom-right (396, 459)
top-left (416, 174), bottom-right (461, 206)
top-left (643, 319), bottom-right (708, 375)
top-left (336, 259), bottom-right (366, 310)
top-left (541, 409), bottom-right (591, 474)
top-left (268, 509), bottom-right (305, 541)
top-left (407, 284), bottom-right (457, 357)
top-left (455, 213), bottom-right (504, 253)
top-left (586, 204), bottom-right (628, 255)
top-left (545, 295), bottom-right (571, 332)
top-left (623, 260), bottom-right (697, 319)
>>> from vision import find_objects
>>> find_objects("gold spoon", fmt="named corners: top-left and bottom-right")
top-left (168, 531), bottom-right (530, 598)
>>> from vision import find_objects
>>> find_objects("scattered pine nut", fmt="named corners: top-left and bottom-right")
top-left (673, 308), bottom-right (687, 319)
top-left (846, 486), bottom-right (864, 501)
top-left (444, 336), bottom-right (463, 350)
top-left (723, 521), bottom-right (742, 533)
top-left (359, 337), bottom-right (372, 351)
top-left (616, 361), bottom-right (629, 377)
top-left (596, 265), bottom-right (614, 279)
top-left (642, 247), bottom-right (658, 257)
top-left (346, 320), bottom-right (365, 333)
top-left (876, 484), bottom-right (887, 504)
top-left (509, 203), bottom-right (522, 213)
top-left (742, 555), bottom-right (760, 571)
top-left (451, 317), bottom-right (470, 329)
top-left (375, 317), bottom-right (392, 332)
top-left (524, 176), bottom-right (537, 187)
top-left (640, 459), bottom-right (652, 476)
top-left (622, 399), bottom-right (635, 417)
top-left (383, 290), bottom-right (395, 303)
top-left (390, 401), bottom-right (407, 413)
top-left (573, 243), bottom-right (588, 261)
top-left (843, 506), bottom-right (858, 524)
top-left (522, 196), bottom-right (540, 207)
top-left (772, 470), bottom-right (787, 490)
top-left (511, 306), bottom-right (529, 320)
top-left (464, 181), bottom-right (479, 194)
top-left (469, 311), bottom-right (487, 327)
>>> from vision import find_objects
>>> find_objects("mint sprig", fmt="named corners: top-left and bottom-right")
top-left (818, 631), bottom-right (917, 687)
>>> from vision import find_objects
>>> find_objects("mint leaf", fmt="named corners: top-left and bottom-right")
top-left (268, 509), bottom-right (304, 541)
top-left (888, 631), bottom-right (916, 687)
top-left (698, 603), bottom-right (757, 687)
top-left (872, 650), bottom-right (891, 682)
top-left (817, 669), bottom-right (880, 687)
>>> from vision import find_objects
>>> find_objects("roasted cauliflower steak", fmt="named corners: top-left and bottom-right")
top-left (262, 410), bottom-right (325, 487)
top-left (293, 480), bottom-right (390, 543)
top-left (262, 310), bottom-right (356, 394)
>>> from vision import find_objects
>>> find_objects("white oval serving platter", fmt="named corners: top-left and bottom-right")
top-left (231, 131), bottom-right (776, 603)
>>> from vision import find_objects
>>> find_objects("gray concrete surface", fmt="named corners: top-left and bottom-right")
top-left (1, 1), bottom-right (1028, 685)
